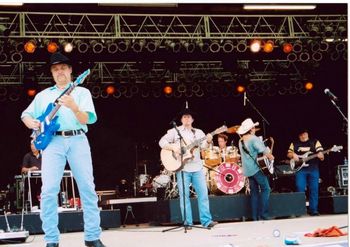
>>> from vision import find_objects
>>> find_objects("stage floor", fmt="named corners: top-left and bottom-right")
top-left (5, 214), bottom-right (349, 247)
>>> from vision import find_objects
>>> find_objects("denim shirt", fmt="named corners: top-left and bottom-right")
top-left (21, 84), bottom-right (97, 132)
top-left (239, 135), bottom-right (268, 177)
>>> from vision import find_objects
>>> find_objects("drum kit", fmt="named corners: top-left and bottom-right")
top-left (134, 125), bottom-right (247, 198)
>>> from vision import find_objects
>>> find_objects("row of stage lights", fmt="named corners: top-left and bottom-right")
top-left (14, 38), bottom-right (345, 55)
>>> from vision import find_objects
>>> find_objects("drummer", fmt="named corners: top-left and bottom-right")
top-left (217, 133), bottom-right (240, 163)
top-left (217, 133), bottom-right (228, 161)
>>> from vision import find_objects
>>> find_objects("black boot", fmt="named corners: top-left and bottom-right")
top-left (46, 243), bottom-right (59, 247)
top-left (85, 239), bottom-right (106, 247)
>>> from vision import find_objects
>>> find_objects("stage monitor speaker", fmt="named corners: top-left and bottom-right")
top-left (319, 195), bottom-right (348, 214)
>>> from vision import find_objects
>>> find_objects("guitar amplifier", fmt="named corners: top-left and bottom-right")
top-left (336, 165), bottom-right (348, 188)
top-left (274, 164), bottom-right (295, 177)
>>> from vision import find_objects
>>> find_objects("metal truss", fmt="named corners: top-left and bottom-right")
top-left (0, 59), bottom-right (305, 86)
top-left (0, 12), bottom-right (347, 40)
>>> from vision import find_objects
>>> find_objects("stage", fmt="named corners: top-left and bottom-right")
top-left (2, 214), bottom-right (347, 247)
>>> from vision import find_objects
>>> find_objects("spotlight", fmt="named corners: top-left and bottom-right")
top-left (10, 40), bottom-right (24, 53)
top-left (61, 41), bottom-right (73, 53)
top-left (24, 40), bottom-right (37, 53)
top-left (309, 25), bottom-right (319, 37)
top-left (90, 40), bottom-right (104, 54)
top-left (335, 42), bottom-right (346, 52)
top-left (106, 85), bottom-right (116, 95)
top-left (106, 41), bottom-right (118, 54)
top-left (197, 41), bottom-right (209, 53)
top-left (308, 40), bottom-right (320, 52)
top-left (118, 40), bottom-right (130, 52)
top-left (75, 40), bottom-right (89, 53)
top-left (287, 52), bottom-right (297, 62)
top-left (263, 40), bottom-right (274, 53)
top-left (0, 24), bottom-right (11, 36)
top-left (292, 40), bottom-right (303, 53)
top-left (338, 26), bottom-right (347, 37)
top-left (237, 40), bottom-right (247, 52)
top-left (222, 40), bottom-right (234, 53)
top-left (183, 41), bottom-right (195, 53)
top-left (209, 40), bottom-right (221, 53)
top-left (0, 53), bottom-right (7, 63)
top-left (27, 89), bottom-right (37, 97)
top-left (163, 85), bottom-right (173, 95)
top-left (10, 52), bottom-right (22, 63)
top-left (250, 40), bottom-right (261, 53)
top-left (132, 40), bottom-right (145, 53)
top-left (299, 52), bottom-right (310, 62)
top-left (324, 25), bottom-right (334, 37)
top-left (236, 85), bottom-right (246, 93)
top-left (312, 52), bottom-right (323, 62)
top-left (319, 40), bottom-right (329, 52)
top-left (304, 82), bottom-right (314, 91)
top-left (281, 41), bottom-right (293, 53)
top-left (330, 51), bottom-right (340, 61)
top-left (46, 41), bottom-right (58, 53)
top-left (145, 40), bottom-right (160, 53)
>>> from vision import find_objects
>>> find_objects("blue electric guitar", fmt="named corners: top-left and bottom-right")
top-left (32, 69), bottom-right (91, 150)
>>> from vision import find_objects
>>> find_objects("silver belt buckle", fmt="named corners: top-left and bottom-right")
top-left (62, 131), bottom-right (67, 137)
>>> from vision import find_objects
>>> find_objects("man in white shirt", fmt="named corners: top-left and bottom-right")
top-left (159, 108), bottom-right (218, 229)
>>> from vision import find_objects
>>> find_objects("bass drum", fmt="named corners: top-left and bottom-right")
top-left (152, 174), bottom-right (171, 191)
top-left (208, 162), bottom-right (245, 194)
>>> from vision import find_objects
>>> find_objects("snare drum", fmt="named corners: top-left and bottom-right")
top-left (203, 146), bottom-right (221, 167)
top-left (225, 146), bottom-right (241, 163)
top-left (208, 162), bottom-right (245, 194)
top-left (139, 174), bottom-right (150, 187)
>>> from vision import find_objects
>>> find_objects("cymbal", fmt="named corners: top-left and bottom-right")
top-left (226, 125), bottom-right (240, 134)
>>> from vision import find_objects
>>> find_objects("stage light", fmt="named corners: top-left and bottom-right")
top-left (319, 41), bottom-right (329, 52)
top-left (312, 52), bottom-right (322, 62)
top-left (237, 40), bottom-right (247, 52)
top-left (10, 52), bottom-right (22, 63)
top-left (145, 40), bottom-right (160, 53)
top-left (250, 40), bottom-right (261, 53)
top-left (304, 82), bottom-right (314, 90)
top-left (163, 85), bottom-right (173, 95)
top-left (335, 42), bottom-right (346, 52)
top-left (24, 40), bottom-right (37, 53)
top-left (209, 40), bottom-right (221, 53)
top-left (75, 40), bottom-right (89, 53)
top-left (292, 40), bottom-right (303, 53)
top-left (197, 40), bottom-right (209, 53)
top-left (222, 40), bottom-right (234, 53)
top-left (324, 26), bottom-right (334, 37)
top-left (27, 89), bottom-right (37, 97)
top-left (118, 40), bottom-right (130, 52)
top-left (338, 26), bottom-right (347, 37)
top-left (131, 40), bottom-right (145, 53)
top-left (46, 41), bottom-right (58, 53)
top-left (61, 41), bottom-right (73, 53)
top-left (281, 42), bottom-right (293, 53)
top-left (183, 41), bottom-right (195, 53)
top-left (263, 40), bottom-right (274, 53)
top-left (299, 52), bottom-right (310, 62)
top-left (309, 26), bottom-right (319, 37)
top-left (106, 40), bottom-right (118, 54)
top-left (106, 85), bottom-right (116, 95)
top-left (0, 53), bottom-right (7, 63)
top-left (90, 40), bottom-right (104, 54)
top-left (236, 85), bottom-right (246, 93)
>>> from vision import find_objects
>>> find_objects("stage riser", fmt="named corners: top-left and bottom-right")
top-left (0, 210), bottom-right (120, 234)
top-left (319, 195), bottom-right (348, 214)
top-left (163, 192), bottom-right (307, 223)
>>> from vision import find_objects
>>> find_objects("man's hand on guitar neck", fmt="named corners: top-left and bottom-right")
top-left (22, 116), bottom-right (40, 130)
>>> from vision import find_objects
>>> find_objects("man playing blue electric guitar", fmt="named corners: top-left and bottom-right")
top-left (21, 52), bottom-right (106, 247)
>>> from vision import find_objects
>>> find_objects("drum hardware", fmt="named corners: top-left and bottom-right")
top-left (122, 205), bottom-right (139, 227)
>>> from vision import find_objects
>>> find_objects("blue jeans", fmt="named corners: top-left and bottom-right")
top-left (248, 170), bottom-right (271, 221)
top-left (295, 166), bottom-right (319, 213)
top-left (176, 169), bottom-right (213, 227)
top-left (40, 134), bottom-right (101, 243)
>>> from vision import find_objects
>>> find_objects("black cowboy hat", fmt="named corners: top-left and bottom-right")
top-left (178, 108), bottom-right (196, 118)
top-left (49, 52), bottom-right (72, 67)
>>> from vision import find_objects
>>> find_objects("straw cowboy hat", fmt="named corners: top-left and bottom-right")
top-left (237, 118), bottom-right (259, 135)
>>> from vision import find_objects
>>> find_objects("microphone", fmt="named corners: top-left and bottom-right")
top-left (324, 88), bottom-right (338, 101)
top-left (169, 120), bottom-right (177, 127)
top-left (243, 92), bottom-right (247, 106)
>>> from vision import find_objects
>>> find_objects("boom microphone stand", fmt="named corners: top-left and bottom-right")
top-left (163, 122), bottom-right (206, 233)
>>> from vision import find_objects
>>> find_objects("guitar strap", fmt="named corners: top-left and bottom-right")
top-left (240, 139), bottom-right (262, 168)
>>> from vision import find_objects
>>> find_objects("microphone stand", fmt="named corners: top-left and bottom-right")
top-left (245, 94), bottom-right (270, 138)
top-left (329, 99), bottom-right (348, 135)
top-left (163, 124), bottom-right (206, 233)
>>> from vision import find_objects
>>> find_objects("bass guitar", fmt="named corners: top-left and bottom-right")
top-left (257, 137), bottom-right (275, 176)
top-left (288, 145), bottom-right (343, 172)
top-left (32, 69), bottom-right (91, 150)
top-left (161, 125), bottom-right (227, 172)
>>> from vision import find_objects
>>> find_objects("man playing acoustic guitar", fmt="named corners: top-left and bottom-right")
top-left (21, 52), bottom-right (106, 247)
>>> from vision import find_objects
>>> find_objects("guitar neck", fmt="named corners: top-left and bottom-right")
top-left (302, 148), bottom-right (331, 163)
top-left (186, 130), bottom-right (217, 151)
top-left (47, 83), bottom-right (77, 121)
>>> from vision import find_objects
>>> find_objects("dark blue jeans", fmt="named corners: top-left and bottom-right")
top-left (295, 166), bottom-right (319, 214)
top-left (248, 170), bottom-right (271, 221)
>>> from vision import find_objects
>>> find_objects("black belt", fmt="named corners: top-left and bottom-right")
top-left (55, 129), bottom-right (84, 137)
